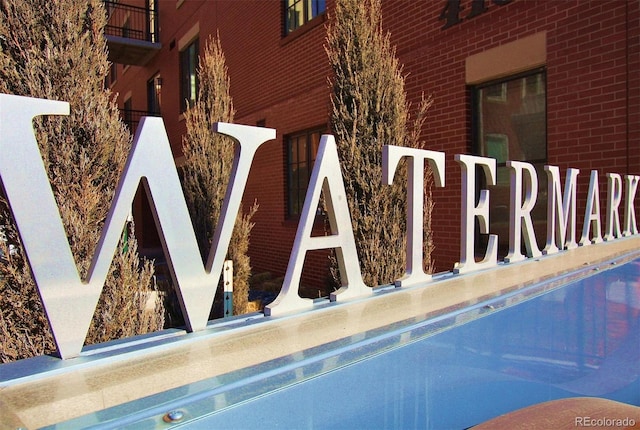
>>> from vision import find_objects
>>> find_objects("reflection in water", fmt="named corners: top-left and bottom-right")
top-left (55, 258), bottom-right (640, 429)
top-left (199, 258), bottom-right (640, 429)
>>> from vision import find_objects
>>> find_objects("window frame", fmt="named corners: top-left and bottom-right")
top-left (179, 38), bottom-right (199, 112)
top-left (471, 67), bottom-right (547, 164)
top-left (105, 62), bottom-right (117, 88)
top-left (285, 127), bottom-right (325, 219)
top-left (485, 82), bottom-right (507, 102)
top-left (471, 67), bottom-right (548, 256)
top-left (147, 72), bottom-right (162, 115)
top-left (123, 97), bottom-right (133, 131)
top-left (283, 0), bottom-right (326, 35)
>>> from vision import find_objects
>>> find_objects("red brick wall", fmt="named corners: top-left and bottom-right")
top-left (217, 1), bottom-right (333, 289)
top-left (111, 1), bottom-right (334, 288)
top-left (381, 0), bottom-right (639, 272)
top-left (111, 0), bottom-right (638, 288)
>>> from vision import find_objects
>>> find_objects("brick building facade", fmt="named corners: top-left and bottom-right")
top-left (106, 0), bottom-right (639, 291)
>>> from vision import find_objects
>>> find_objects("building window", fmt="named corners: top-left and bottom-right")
top-left (122, 16), bottom-right (131, 38)
top-left (286, 128), bottom-right (323, 217)
top-left (284, 0), bottom-right (326, 34)
top-left (105, 62), bottom-right (117, 88)
top-left (485, 133), bottom-right (509, 185)
top-left (473, 69), bottom-right (547, 255)
top-left (522, 73), bottom-right (545, 98)
top-left (147, 73), bottom-right (162, 115)
top-left (485, 82), bottom-right (507, 102)
top-left (180, 38), bottom-right (199, 112)
top-left (148, 0), bottom-right (158, 43)
top-left (123, 97), bottom-right (133, 130)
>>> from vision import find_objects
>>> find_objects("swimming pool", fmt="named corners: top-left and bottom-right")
top-left (52, 254), bottom-right (639, 429)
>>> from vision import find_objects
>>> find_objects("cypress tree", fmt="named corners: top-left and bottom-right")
top-left (326, 0), bottom-right (434, 288)
top-left (182, 34), bottom-right (256, 316)
top-left (0, 0), bottom-right (163, 361)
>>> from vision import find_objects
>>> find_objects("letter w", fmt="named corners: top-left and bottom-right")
top-left (0, 95), bottom-right (274, 358)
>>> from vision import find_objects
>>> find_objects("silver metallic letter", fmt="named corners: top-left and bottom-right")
top-left (623, 175), bottom-right (639, 236)
top-left (604, 173), bottom-right (622, 241)
top-left (505, 161), bottom-right (541, 263)
top-left (382, 145), bottom-right (445, 287)
top-left (454, 154), bottom-right (497, 274)
top-left (265, 135), bottom-right (370, 317)
top-left (543, 166), bottom-right (579, 254)
top-left (0, 94), bottom-right (91, 359)
top-left (98, 120), bottom-right (275, 336)
top-left (579, 170), bottom-right (603, 246)
top-left (0, 94), bottom-right (274, 359)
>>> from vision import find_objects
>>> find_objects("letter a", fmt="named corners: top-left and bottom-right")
top-left (265, 135), bottom-right (370, 317)
top-left (579, 170), bottom-right (603, 245)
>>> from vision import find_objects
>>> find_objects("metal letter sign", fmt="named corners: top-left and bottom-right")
top-left (604, 173), bottom-right (623, 241)
top-left (505, 161), bottom-right (541, 263)
top-left (0, 94), bottom-right (274, 358)
top-left (265, 135), bottom-right (370, 316)
top-left (580, 170), bottom-right (604, 245)
top-left (439, 0), bottom-right (513, 29)
top-left (2, 93), bottom-right (639, 360)
top-left (382, 145), bottom-right (445, 287)
top-left (623, 175), bottom-right (639, 236)
top-left (454, 154), bottom-right (497, 274)
top-left (543, 166), bottom-right (580, 254)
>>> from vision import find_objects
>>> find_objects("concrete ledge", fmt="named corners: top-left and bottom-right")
top-left (1, 236), bottom-right (639, 427)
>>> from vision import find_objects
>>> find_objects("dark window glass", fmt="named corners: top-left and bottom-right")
top-left (148, 0), bottom-right (158, 43)
top-left (180, 39), bottom-right (199, 112)
top-left (286, 128), bottom-right (323, 217)
top-left (122, 17), bottom-right (130, 38)
top-left (105, 62), bottom-right (117, 88)
top-left (147, 73), bottom-right (162, 115)
top-left (473, 69), bottom-right (547, 255)
top-left (123, 98), bottom-right (133, 130)
top-left (284, 0), bottom-right (326, 34)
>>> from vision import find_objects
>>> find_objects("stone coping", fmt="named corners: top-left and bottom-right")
top-left (1, 236), bottom-right (639, 428)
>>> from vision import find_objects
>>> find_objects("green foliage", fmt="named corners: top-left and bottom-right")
top-left (0, 0), bottom-right (163, 362)
top-left (182, 35), bottom-right (256, 316)
top-left (326, 0), bottom-right (434, 287)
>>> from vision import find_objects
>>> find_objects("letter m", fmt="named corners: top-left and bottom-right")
top-left (0, 95), bottom-right (274, 358)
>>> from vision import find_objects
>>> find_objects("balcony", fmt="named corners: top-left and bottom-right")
top-left (120, 109), bottom-right (161, 132)
top-left (104, 1), bottom-right (161, 66)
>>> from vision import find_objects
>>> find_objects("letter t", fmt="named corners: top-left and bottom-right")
top-left (382, 145), bottom-right (445, 287)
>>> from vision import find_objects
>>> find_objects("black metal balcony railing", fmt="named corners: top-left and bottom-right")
top-left (104, 1), bottom-right (161, 66)
top-left (120, 109), bottom-right (161, 131)
top-left (104, 1), bottom-right (158, 43)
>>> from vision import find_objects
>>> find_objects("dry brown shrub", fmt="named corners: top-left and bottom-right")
top-left (0, 0), bottom-right (163, 362)
top-left (326, 0), bottom-right (435, 288)
top-left (182, 34), bottom-right (256, 316)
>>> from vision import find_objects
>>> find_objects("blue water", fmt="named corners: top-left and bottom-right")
top-left (194, 259), bottom-right (639, 429)
top-left (54, 257), bottom-right (640, 429)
